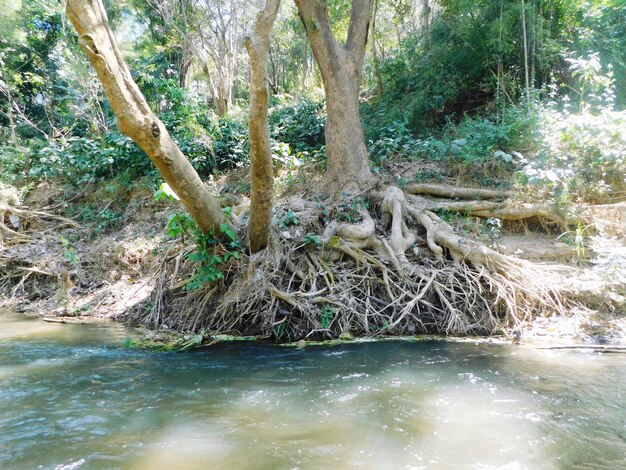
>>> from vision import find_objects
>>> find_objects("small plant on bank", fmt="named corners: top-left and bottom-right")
top-left (59, 236), bottom-right (79, 266)
top-left (413, 169), bottom-right (444, 183)
top-left (301, 232), bottom-right (322, 250)
top-left (164, 211), bottom-right (239, 291)
top-left (557, 219), bottom-right (591, 260)
top-left (277, 210), bottom-right (300, 230)
top-left (319, 305), bottom-right (337, 330)
top-left (155, 183), bottom-right (240, 290)
top-left (335, 193), bottom-right (368, 223)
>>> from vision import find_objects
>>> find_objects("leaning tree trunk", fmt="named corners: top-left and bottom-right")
top-left (295, 0), bottom-right (376, 196)
top-left (244, 0), bottom-right (281, 253)
top-left (66, 0), bottom-right (228, 235)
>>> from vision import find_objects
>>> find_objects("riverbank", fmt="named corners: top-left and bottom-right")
top-left (2, 174), bottom-right (625, 345)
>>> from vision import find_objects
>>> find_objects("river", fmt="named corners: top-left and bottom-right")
top-left (1, 310), bottom-right (625, 469)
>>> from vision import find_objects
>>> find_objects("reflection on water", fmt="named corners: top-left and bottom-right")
top-left (1, 310), bottom-right (625, 469)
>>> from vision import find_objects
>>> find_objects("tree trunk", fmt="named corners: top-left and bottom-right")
top-left (324, 71), bottom-right (373, 195)
top-left (421, 0), bottom-right (431, 34)
top-left (521, 0), bottom-right (530, 106)
top-left (217, 83), bottom-right (230, 116)
top-left (66, 0), bottom-right (228, 235)
top-left (370, 0), bottom-right (383, 97)
top-left (295, 0), bottom-right (376, 196)
top-left (245, 0), bottom-right (280, 253)
top-left (5, 90), bottom-right (17, 145)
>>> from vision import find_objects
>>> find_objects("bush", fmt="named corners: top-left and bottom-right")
top-left (269, 98), bottom-right (325, 152)
top-left (0, 107), bottom-right (251, 187)
top-left (519, 108), bottom-right (626, 203)
top-left (0, 146), bottom-right (29, 184)
top-left (366, 107), bottom-right (536, 178)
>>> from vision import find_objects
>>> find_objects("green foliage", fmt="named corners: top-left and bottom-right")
top-left (0, 146), bottom-right (28, 183)
top-left (413, 169), bottom-right (444, 183)
top-left (518, 107), bottom-right (626, 203)
top-left (1, 0), bottom-right (623, 215)
top-left (334, 194), bottom-right (368, 223)
top-left (440, 110), bottom-right (537, 165)
top-left (363, 7), bottom-right (508, 134)
top-left (161, 202), bottom-right (240, 291)
top-left (513, 70), bottom-right (624, 203)
top-left (0, 109), bottom-right (250, 187)
top-left (365, 106), bottom-right (538, 189)
top-left (319, 305), bottom-right (336, 330)
top-left (363, 0), bottom-right (626, 140)
top-left (0, 0), bottom-right (69, 139)
top-left (269, 98), bottom-right (326, 152)
top-left (557, 220), bottom-right (589, 259)
top-left (317, 200), bottom-right (331, 226)
top-left (28, 137), bottom-right (117, 184)
top-left (94, 209), bottom-right (124, 233)
top-left (368, 120), bottom-right (417, 166)
top-left (59, 236), bottom-right (79, 265)
top-left (64, 201), bottom-right (125, 236)
top-left (212, 117), bottom-right (249, 171)
top-left (277, 210), bottom-right (299, 230)
top-left (562, 0), bottom-right (626, 107)
top-left (301, 232), bottom-right (322, 250)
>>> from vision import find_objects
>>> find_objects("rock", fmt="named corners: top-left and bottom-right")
top-left (339, 331), bottom-right (355, 341)
top-left (296, 339), bottom-right (307, 349)
top-left (0, 182), bottom-right (20, 205)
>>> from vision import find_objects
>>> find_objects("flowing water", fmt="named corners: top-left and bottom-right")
top-left (1, 310), bottom-right (625, 469)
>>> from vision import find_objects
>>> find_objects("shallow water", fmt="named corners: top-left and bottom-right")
top-left (1, 311), bottom-right (625, 469)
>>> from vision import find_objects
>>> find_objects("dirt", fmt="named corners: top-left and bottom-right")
top-left (495, 235), bottom-right (576, 262)
top-left (1, 183), bottom-right (170, 322)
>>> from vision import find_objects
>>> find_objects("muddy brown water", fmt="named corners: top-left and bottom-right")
top-left (1, 310), bottom-right (625, 469)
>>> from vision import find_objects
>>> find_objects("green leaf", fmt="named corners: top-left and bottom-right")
top-left (220, 224), bottom-right (237, 242)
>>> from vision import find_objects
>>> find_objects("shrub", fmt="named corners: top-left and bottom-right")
top-left (269, 98), bottom-right (325, 152)
top-left (519, 108), bottom-right (626, 203)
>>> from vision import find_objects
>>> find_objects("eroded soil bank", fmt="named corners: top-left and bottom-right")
top-left (1, 172), bottom-right (625, 345)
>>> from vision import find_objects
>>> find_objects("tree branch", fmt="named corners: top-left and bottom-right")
top-left (346, 0), bottom-right (371, 61)
top-left (294, 0), bottom-right (342, 76)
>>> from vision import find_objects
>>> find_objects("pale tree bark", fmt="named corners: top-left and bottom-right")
top-left (244, 0), bottom-right (281, 253)
top-left (194, 0), bottom-right (241, 116)
top-left (370, 0), bottom-right (383, 97)
top-left (66, 0), bottom-right (228, 235)
top-left (2, 86), bottom-right (18, 145)
top-left (295, 0), bottom-right (376, 196)
top-left (421, 0), bottom-right (431, 34)
top-left (521, 0), bottom-right (530, 106)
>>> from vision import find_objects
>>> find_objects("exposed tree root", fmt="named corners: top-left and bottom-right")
top-left (0, 203), bottom-right (78, 247)
top-left (405, 183), bottom-right (512, 200)
top-left (410, 197), bottom-right (573, 229)
top-left (0, 253), bottom-right (60, 304)
top-left (0, 205), bottom-right (79, 305)
top-left (128, 185), bottom-right (580, 341)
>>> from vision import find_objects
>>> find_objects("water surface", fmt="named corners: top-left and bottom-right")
top-left (1, 311), bottom-right (625, 469)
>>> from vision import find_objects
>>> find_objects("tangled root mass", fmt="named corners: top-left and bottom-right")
top-left (132, 185), bottom-right (575, 341)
